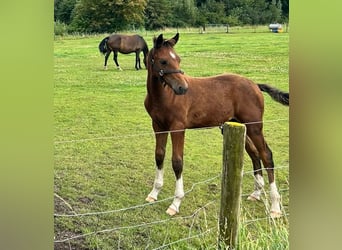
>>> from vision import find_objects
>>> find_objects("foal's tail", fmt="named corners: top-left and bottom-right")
top-left (257, 84), bottom-right (289, 106)
top-left (98, 36), bottom-right (110, 55)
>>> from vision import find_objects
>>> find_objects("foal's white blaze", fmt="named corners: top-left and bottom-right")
top-left (166, 175), bottom-right (184, 216)
top-left (169, 51), bottom-right (176, 60)
top-left (247, 174), bottom-right (264, 201)
top-left (146, 169), bottom-right (164, 202)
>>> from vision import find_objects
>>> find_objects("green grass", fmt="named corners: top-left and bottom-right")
top-left (54, 28), bottom-right (289, 249)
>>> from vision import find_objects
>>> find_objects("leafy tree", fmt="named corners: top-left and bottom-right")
top-left (225, 0), bottom-right (284, 25)
top-left (70, 0), bottom-right (147, 33)
top-left (279, 0), bottom-right (289, 21)
top-left (144, 0), bottom-right (172, 30)
top-left (195, 0), bottom-right (227, 30)
top-left (54, 0), bottom-right (76, 24)
top-left (171, 0), bottom-right (198, 27)
top-left (205, 0), bottom-right (227, 23)
top-left (54, 0), bottom-right (289, 33)
top-left (268, 0), bottom-right (282, 23)
top-left (249, 0), bottom-right (270, 24)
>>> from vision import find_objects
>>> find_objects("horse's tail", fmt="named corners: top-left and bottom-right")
top-left (257, 84), bottom-right (289, 106)
top-left (98, 36), bottom-right (110, 55)
top-left (143, 42), bottom-right (149, 55)
top-left (139, 35), bottom-right (149, 55)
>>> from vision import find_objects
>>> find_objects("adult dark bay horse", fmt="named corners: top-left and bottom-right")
top-left (98, 34), bottom-right (149, 70)
top-left (144, 33), bottom-right (289, 218)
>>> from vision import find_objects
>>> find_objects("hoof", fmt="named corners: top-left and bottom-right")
top-left (104, 66), bottom-right (108, 70)
top-left (145, 196), bottom-right (156, 203)
top-left (270, 210), bottom-right (282, 218)
top-left (166, 207), bottom-right (177, 216)
top-left (247, 194), bottom-right (261, 201)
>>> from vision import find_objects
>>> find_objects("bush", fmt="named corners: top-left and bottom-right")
top-left (54, 21), bottom-right (69, 36)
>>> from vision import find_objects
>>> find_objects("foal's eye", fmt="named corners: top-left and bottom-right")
top-left (160, 60), bottom-right (167, 65)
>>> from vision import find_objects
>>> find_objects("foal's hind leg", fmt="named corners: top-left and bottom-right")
top-left (146, 130), bottom-right (168, 203)
top-left (247, 125), bottom-right (282, 218)
top-left (263, 143), bottom-right (282, 218)
top-left (245, 136), bottom-right (265, 201)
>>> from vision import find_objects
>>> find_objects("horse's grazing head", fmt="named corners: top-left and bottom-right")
top-left (148, 33), bottom-right (188, 95)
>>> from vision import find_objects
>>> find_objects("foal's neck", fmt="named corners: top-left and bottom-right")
top-left (146, 73), bottom-right (170, 99)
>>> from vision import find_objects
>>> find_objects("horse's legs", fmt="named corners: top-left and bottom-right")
top-left (247, 124), bottom-right (282, 218)
top-left (113, 51), bottom-right (122, 70)
top-left (146, 130), bottom-right (168, 202)
top-left (135, 51), bottom-right (141, 70)
top-left (166, 130), bottom-right (185, 216)
top-left (264, 143), bottom-right (282, 217)
top-left (245, 136), bottom-right (265, 201)
top-left (104, 51), bottom-right (111, 70)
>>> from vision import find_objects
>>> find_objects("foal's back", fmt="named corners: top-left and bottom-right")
top-left (183, 73), bottom-right (264, 127)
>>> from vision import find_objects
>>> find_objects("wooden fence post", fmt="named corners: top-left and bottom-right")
top-left (218, 122), bottom-right (246, 249)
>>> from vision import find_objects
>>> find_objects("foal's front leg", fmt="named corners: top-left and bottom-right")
top-left (166, 130), bottom-right (185, 216)
top-left (146, 132), bottom-right (168, 202)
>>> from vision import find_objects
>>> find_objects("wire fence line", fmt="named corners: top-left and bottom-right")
top-left (242, 213), bottom-right (289, 225)
top-left (54, 183), bottom-right (289, 244)
top-left (54, 201), bottom-right (216, 243)
top-left (54, 192), bottom-right (289, 244)
top-left (151, 227), bottom-right (216, 250)
top-left (54, 175), bottom-right (220, 217)
top-left (54, 118), bottom-right (288, 145)
top-left (54, 165), bottom-right (289, 245)
top-left (54, 119), bottom-right (288, 247)
top-left (54, 165), bottom-right (288, 218)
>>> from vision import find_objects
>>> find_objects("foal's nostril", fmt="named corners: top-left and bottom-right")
top-left (178, 86), bottom-right (188, 94)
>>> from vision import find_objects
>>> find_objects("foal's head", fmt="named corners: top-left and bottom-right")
top-left (148, 33), bottom-right (188, 95)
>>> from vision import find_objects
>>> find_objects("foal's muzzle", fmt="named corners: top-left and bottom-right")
top-left (174, 85), bottom-right (188, 95)
top-left (166, 77), bottom-right (188, 95)
top-left (157, 68), bottom-right (188, 95)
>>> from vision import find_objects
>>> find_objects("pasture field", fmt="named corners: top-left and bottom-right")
top-left (54, 28), bottom-right (289, 249)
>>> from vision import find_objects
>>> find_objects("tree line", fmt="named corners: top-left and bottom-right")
top-left (54, 0), bottom-right (288, 33)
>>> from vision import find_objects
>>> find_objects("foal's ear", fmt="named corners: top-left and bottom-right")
top-left (154, 34), bottom-right (164, 48)
top-left (168, 33), bottom-right (179, 47)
